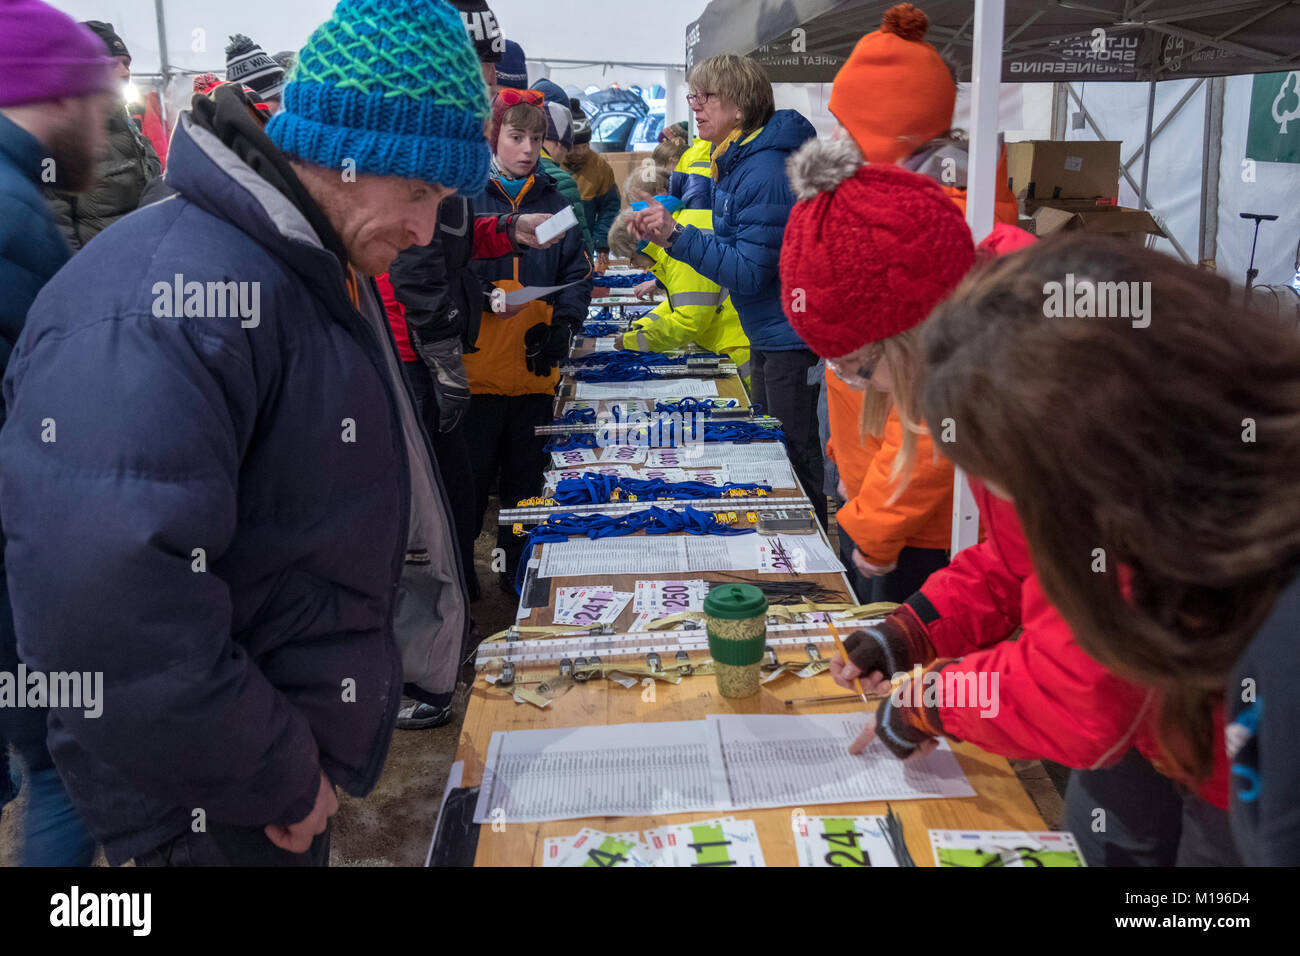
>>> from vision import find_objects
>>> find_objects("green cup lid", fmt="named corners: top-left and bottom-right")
top-left (703, 583), bottom-right (768, 620)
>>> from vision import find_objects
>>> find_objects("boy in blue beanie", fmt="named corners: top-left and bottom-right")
top-left (1, 0), bottom-right (489, 867)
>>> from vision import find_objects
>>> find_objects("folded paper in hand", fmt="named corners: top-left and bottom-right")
top-left (503, 279), bottom-right (585, 306)
top-left (534, 205), bottom-right (578, 244)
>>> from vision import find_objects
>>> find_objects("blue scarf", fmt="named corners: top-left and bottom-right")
top-left (491, 154), bottom-right (529, 199)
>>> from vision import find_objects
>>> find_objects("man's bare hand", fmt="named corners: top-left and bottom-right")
top-left (265, 771), bottom-right (338, 854)
top-left (633, 279), bottom-right (658, 300)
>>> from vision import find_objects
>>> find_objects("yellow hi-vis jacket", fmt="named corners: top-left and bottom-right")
top-left (672, 137), bottom-right (714, 209)
top-left (621, 206), bottom-right (750, 368)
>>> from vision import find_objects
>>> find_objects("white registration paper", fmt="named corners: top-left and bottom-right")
top-left (574, 379), bottom-right (720, 399)
top-left (470, 714), bottom-right (974, 824)
top-left (473, 721), bottom-right (725, 823)
top-left (705, 713), bottom-right (976, 808)
top-left (756, 533), bottom-right (844, 574)
top-left (727, 460), bottom-right (796, 488)
top-left (646, 442), bottom-right (787, 467)
top-left (537, 534), bottom-right (761, 578)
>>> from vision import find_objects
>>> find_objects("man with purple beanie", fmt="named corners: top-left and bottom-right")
top-left (0, 0), bottom-right (118, 865)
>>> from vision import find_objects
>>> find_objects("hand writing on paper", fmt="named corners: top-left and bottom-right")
top-left (848, 717), bottom-right (940, 757)
top-left (851, 548), bottom-right (896, 578)
top-left (265, 771), bottom-right (338, 853)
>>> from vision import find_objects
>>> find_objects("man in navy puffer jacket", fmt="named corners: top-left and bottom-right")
top-left (0, 0), bottom-right (486, 867)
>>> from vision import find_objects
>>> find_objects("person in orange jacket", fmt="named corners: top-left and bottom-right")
top-left (813, 2), bottom-right (1019, 602)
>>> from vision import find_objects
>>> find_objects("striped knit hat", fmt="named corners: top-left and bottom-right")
top-left (265, 0), bottom-right (491, 194)
top-left (225, 33), bottom-right (285, 101)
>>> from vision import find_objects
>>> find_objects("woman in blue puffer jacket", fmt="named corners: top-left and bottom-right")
top-left (630, 54), bottom-right (824, 525)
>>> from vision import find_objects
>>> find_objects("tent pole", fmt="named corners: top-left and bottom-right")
top-left (153, 0), bottom-right (170, 125)
top-left (951, 0), bottom-right (1005, 556)
top-left (1199, 76), bottom-right (1225, 268)
top-left (1137, 46), bottom-right (1158, 210)
top-left (1051, 82), bottom-right (1070, 140)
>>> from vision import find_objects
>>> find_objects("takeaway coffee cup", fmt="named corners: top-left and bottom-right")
top-left (703, 583), bottom-right (768, 698)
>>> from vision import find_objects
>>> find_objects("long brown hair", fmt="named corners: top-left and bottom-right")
top-left (920, 233), bottom-right (1300, 779)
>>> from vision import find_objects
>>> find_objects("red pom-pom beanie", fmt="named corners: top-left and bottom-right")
top-left (780, 141), bottom-right (975, 358)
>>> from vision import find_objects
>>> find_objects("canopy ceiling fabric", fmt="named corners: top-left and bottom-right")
top-left (686, 0), bottom-right (1300, 83)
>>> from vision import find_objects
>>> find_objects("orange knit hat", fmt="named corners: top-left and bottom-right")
top-left (828, 4), bottom-right (955, 165)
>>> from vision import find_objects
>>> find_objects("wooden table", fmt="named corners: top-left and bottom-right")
top-left (448, 362), bottom-right (1045, 866)
top-left (456, 664), bottom-right (1046, 866)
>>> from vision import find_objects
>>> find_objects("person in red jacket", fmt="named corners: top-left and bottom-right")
top-left (832, 236), bottom-right (1240, 866)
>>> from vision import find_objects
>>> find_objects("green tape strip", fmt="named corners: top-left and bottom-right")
top-left (707, 629), bottom-right (766, 666)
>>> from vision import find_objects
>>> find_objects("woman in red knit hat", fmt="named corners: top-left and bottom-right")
top-left (783, 146), bottom-right (975, 603)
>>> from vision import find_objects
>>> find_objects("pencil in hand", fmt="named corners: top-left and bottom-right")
top-left (828, 620), bottom-right (869, 704)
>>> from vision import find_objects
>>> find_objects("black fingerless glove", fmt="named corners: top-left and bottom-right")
top-left (842, 606), bottom-right (935, 682)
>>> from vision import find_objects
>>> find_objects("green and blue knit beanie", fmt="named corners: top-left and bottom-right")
top-left (265, 0), bottom-right (490, 194)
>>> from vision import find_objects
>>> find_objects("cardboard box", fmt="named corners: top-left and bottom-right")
top-left (1030, 203), bottom-right (1165, 241)
top-left (599, 151), bottom-right (644, 213)
top-left (1006, 140), bottom-right (1121, 203)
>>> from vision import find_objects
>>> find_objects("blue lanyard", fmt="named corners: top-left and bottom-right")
top-left (551, 473), bottom-right (772, 506)
top-left (653, 398), bottom-right (739, 416)
top-left (598, 272), bottom-right (656, 288)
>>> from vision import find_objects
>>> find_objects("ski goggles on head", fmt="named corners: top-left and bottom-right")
top-left (493, 88), bottom-right (545, 109)
top-left (827, 346), bottom-right (883, 391)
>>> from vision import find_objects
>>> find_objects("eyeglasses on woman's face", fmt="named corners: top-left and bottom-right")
top-left (686, 91), bottom-right (717, 109)
top-left (827, 350), bottom-right (882, 391)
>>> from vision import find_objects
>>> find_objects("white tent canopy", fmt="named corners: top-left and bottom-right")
top-left (49, 0), bottom-right (696, 129)
top-left (47, 0), bottom-right (695, 75)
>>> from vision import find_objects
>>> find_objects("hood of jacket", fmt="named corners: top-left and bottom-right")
top-left (901, 136), bottom-right (970, 190)
top-left (718, 109), bottom-right (818, 179)
top-left (168, 85), bottom-right (349, 284)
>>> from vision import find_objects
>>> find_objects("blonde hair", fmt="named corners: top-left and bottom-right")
top-left (608, 209), bottom-right (654, 267)
top-left (653, 138), bottom-right (685, 170)
top-left (688, 54), bottom-right (774, 134)
top-left (855, 326), bottom-right (930, 501)
top-left (623, 163), bottom-right (671, 204)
